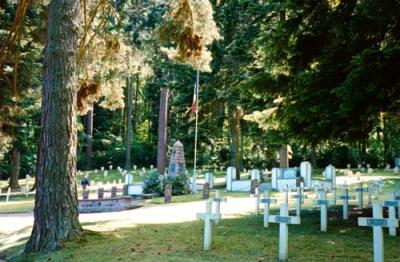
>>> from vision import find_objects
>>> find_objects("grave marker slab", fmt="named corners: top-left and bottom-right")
top-left (98, 188), bottom-right (104, 199)
top-left (250, 179), bottom-right (259, 194)
top-left (111, 186), bottom-right (117, 198)
top-left (252, 188), bottom-right (261, 215)
top-left (164, 184), bottom-right (172, 203)
top-left (203, 182), bottom-right (210, 199)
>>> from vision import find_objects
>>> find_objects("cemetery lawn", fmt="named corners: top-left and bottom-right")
top-left (5, 207), bottom-right (399, 262)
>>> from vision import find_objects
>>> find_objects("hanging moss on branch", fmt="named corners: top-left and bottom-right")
top-left (157, 0), bottom-right (221, 72)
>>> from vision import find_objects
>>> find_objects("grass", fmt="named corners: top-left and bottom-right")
top-left (4, 207), bottom-right (400, 262)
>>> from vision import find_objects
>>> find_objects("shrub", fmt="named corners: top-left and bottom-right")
top-left (165, 174), bottom-right (190, 196)
top-left (143, 172), bottom-right (164, 195)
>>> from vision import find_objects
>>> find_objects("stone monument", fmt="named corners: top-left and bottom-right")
top-left (167, 140), bottom-right (187, 178)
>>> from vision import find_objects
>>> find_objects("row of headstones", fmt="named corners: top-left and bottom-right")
top-left (82, 186), bottom-right (123, 200)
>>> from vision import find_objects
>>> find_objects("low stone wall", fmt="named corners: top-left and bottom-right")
top-left (79, 196), bottom-right (142, 213)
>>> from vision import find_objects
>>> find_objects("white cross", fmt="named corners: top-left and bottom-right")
top-left (331, 187), bottom-right (337, 205)
top-left (383, 193), bottom-right (400, 236)
top-left (268, 203), bottom-right (301, 261)
top-left (261, 190), bottom-right (277, 227)
top-left (252, 188), bottom-right (261, 215)
top-left (291, 186), bottom-right (307, 217)
top-left (339, 184), bottom-right (355, 220)
top-left (6, 187), bottom-right (11, 202)
top-left (212, 190), bottom-right (227, 224)
top-left (354, 183), bottom-right (367, 208)
top-left (196, 200), bottom-right (221, 251)
top-left (313, 187), bottom-right (333, 232)
top-left (358, 202), bottom-right (399, 262)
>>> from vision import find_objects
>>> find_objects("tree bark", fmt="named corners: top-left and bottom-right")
top-left (229, 107), bottom-right (243, 179)
top-left (85, 102), bottom-right (93, 170)
top-left (9, 147), bottom-right (21, 189)
top-left (125, 76), bottom-right (133, 169)
top-left (25, 0), bottom-right (81, 253)
top-left (157, 88), bottom-right (169, 175)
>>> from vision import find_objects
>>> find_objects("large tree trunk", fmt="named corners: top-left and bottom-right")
top-left (85, 102), bottom-right (93, 170)
top-left (125, 76), bottom-right (133, 169)
top-left (157, 88), bottom-right (169, 175)
top-left (229, 107), bottom-right (243, 180)
top-left (25, 0), bottom-right (81, 253)
top-left (9, 147), bottom-right (21, 189)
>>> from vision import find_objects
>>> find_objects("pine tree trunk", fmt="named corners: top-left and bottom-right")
top-left (25, 0), bottom-right (81, 253)
top-left (85, 102), bottom-right (93, 170)
top-left (229, 107), bottom-right (242, 180)
top-left (125, 76), bottom-right (133, 169)
top-left (9, 147), bottom-right (21, 189)
top-left (157, 88), bottom-right (169, 175)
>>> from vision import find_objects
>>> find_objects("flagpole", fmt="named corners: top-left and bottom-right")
top-left (193, 68), bottom-right (200, 178)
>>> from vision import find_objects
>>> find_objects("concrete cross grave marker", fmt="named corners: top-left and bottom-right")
top-left (226, 167), bottom-right (236, 191)
top-left (291, 186), bottom-right (307, 217)
top-left (164, 184), bottom-right (172, 203)
top-left (101, 166), bottom-right (104, 172)
top-left (104, 170), bottom-right (108, 177)
top-left (196, 200), bottom-right (221, 251)
top-left (282, 184), bottom-right (290, 205)
top-left (203, 182), bottom-right (210, 199)
top-left (268, 203), bottom-right (301, 261)
top-left (339, 184), bottom-right (355, 220)
top-left (354, 183), bottom-right (368, 208)
top-left (109, 165), bottom-right (113, 170)
top-left (212, 190), bottom-right (227, 224)
top-left (261, 190), bottom-right (277, 227)
top-left (313, 186), bottom-right (333, 232)
top-left (252, 187), bottom-right (261, 215)
top-left (383, 193), bottom-right (400, 236)
top-left (358, 202), bottom-right (399, 262)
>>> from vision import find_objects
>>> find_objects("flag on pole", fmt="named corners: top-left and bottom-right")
top-left (191, 82), bottom-right (198, 114)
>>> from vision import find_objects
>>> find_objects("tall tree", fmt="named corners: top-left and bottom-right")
top-left (25, 0), bottom-right (81, 252)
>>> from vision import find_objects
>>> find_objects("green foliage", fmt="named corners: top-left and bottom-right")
top-left (164, 174), bottom-right (190, 196)
top-left (143, 172), bottom-right (164, 195)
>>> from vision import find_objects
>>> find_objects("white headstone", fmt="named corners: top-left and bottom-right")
top-left (125, 174), bottom-right (133, 185)
top-left (226, 167), bottom-right (236, 191)
top-left (325, 165), bottom-right (336, 188)
top-left (393, 167), bottom-right (399, 175)
top-left (271, 168), bottom-right (281, 189)
top-left (300, 161), bottom-right (312, 188)
top-left (191, 175), bottom-right (197, 193)
top-left (109, 165), bottom-right (113, 170)
top-left (250, 169), bottom-right (261, 181)
top-left (205, 172), bottom-right (214, 188)
top-left (252, 188), bottom-right (261, 216)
